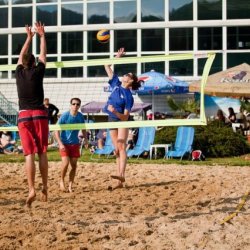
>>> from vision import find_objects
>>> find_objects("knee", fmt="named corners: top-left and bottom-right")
top-left (117, 140), bottom-right (126, 152)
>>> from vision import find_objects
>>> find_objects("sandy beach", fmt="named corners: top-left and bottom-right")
top-left (0, 162), bottom-right (249, 249)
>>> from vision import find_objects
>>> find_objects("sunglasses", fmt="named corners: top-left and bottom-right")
top-left (71, 103), bottom-right (80, 106)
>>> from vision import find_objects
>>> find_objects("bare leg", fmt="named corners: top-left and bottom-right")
top-left (68, 158), bottom-right (78, 192)
top-left (38, 152), bottom-right (48, 202)
top-left (111, 128), bottom-right (128, 189)
top-left (60, 156), bottom-right (69, 192)
top-left (25, 154), bottom-right (36, 207)
top-left (109, 129), bottom-right (121, 185)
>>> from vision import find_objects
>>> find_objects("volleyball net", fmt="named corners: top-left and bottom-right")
top-left (0, 53), bottom-right (215, 132)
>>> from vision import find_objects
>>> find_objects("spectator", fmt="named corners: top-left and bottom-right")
top-left (96, 129), bottom-right (107, 149)
top-left (44, 98), bottom-right (59, 124)
top-left (126, 128), bottom-right (138, 150)
top-left (216, 109), bottom-right (226, 123)
top-left (228, 107), bottom-right (236, 123)
top-left (0, 131), bottom-right (16, 154)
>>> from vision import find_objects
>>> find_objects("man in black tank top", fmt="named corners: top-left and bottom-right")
top-left (15, 22), bottom-right (48, 208)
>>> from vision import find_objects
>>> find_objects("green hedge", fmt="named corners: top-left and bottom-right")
top-left (154, 121), bottom-right (250, 158)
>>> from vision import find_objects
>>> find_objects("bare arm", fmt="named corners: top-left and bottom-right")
top-left (104, 47), bottom-right (125, 80)
top-left (81, 130), bottom-right (89, 149)
top-left (17, 25), bottom-right (35, 66)
top-left (35, 21), bottom-right (47, 65)
top-left (54, 131), bottom-right (65, 150)
top-left (108, 105), bottom-right (130, 121)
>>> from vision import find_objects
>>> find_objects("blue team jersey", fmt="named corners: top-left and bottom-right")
top-left (103, 74), bottom-right (134, 121)
top-left (58, 111), bottom-right (85, 145)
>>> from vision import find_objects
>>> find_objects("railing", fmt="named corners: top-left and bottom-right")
top-left (0, 91), bottom-right (18, 125)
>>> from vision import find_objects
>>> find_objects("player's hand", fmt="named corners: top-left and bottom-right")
top-left (25, 25), bottom-right (35, 39)
top-left (34, 21), bottom-right (45, 37)
top-left (59, 143), bottom-right (65, 151)
top-left (115, 48), bottom-right (125, 58)
top-left (108, 105), bottom-right (116, 113)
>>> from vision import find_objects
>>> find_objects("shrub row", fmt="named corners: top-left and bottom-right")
top-left (154, 121), bottom-right (250, 158)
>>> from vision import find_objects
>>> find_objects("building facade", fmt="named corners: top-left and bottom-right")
top-left (0, 0), bottom-right (249, 113)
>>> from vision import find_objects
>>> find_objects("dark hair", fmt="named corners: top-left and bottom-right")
top-left (70, 97), bottom-right (81, 105)
top-left (130, 74), bottom-right (142, 90)
top-left (228, 107), bottom-right (235, 116)
top-left (22, 53), bottom-right (35, 68)
top-left (217, 109), bottom-right (225, 122)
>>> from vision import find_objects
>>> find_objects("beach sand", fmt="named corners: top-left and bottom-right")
top-left (0, 162), bottom-right (249, 249)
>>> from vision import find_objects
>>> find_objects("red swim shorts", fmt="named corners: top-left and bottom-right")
top-left (18, 109), bottom-right (48, 156)
top-left (59, 144), bottom-right (80, 158)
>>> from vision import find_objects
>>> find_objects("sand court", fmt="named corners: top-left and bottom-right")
top-left (0, 162), bottom-right (249, 249)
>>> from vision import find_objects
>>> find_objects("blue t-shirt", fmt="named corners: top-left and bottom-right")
top-left (58, 111), bottom-right (85, 145)
top-left (103, 74), bottom-right (134, 121)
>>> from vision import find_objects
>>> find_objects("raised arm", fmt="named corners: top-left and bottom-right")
top-left (17, 25), bottom-right (35, 66)
top-left (35, 21), bottom-right (47, 65)
top-left (104, 48), bottom-right (126, 80)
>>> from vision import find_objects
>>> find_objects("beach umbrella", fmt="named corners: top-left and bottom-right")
top-left (189, 63), bottom-right (250, 98)
top-left (137, 70), bottom-right (189, 95)
top-left (137, 70), bottom-right (189, 117)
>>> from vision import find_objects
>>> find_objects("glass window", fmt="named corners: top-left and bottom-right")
top-left (37, 0), bottom-right (57, 3)
top-left (0, 1), bottom-right (8, 5)
top-left (37, 5), bottom-right (57, 26)
top-left (62, 32), bottom-right (83, 54)
top-left (12, 34), bottom-right (30, 55)
top-left (114, 61), bottom-right (137, 76)
top-left (88, 31), bottom-right (109, 53)
top-left (142, 29), bottom-right (165, 51)
top-left (87, 56), bottom-right (109, 77)
top-left (227, 53), bottom-right (250, 68)
top-left (227, 27), bottom-right (250, 50)
top-left (169, 59), bottom-right (193, 76)
top-left (12, 7), bottom-right (32, 28)
top-left (198, 27), bottom-right (222, 50)
top-left (62, 3), bottom-right (83, 25)
top-left (198, 53), bottom-right (222, 75)
top-left (45, 57), bottom-right (57, 78)
top-left (61, 56), bottom-right (83, 78)
top-left (198, 0), bottom-right (222, 20)
top-left (141, 0), bottom-right (164, 22)
top-left (114, 30), bottom-right (137, 52)
top-left (0, 59), bottom-right (8, 79)
top-left (12, 0), bottom-right (32, 3)
top-left (87, 2), bottom-right (109, 24)
top-left (169, 28), bottom-right (193, 51)
top-left (11, 58), bottom-right (18, 79)
top-left (169, 0), bottom-right (193, 21)
top-left (0, 35), bottom-right (8, 55)
top-left (114, 0), bottom-right (136, 23)
top-left (0, 8), bottom-right (8, 28)
top-left (37, 32), bottom-right (57, 54)
top-left (227, 0), bottom-right (250, 19)
top-left (141, 60), bottom-right (165, 74)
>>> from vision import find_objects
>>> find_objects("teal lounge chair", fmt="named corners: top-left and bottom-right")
top-left (91, 130), bottom-right (115, 159)
top-left (166, 126), bottom-right (195, 160)
top-left (127, 127), bottom-right (156, 158)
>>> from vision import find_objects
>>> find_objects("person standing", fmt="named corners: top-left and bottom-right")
top-left (54, 98), bottom-right (88, 193)
top-left (44, 98), bottom-right (59, 124)
top-left (103, 47), bottom-right (141, 190)
top-left (15, 22), bottom-right (48, 207)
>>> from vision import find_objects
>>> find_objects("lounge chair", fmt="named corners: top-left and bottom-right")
top-left (165, 126), bottom-right (195, 160)
top-left (91, 130), bottom-right (115, 159)
top-left (127, 127), bottom-right (156, 158)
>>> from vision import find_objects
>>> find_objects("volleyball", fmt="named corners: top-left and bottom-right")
top-left (96, 29), bottom-right (110, 43)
